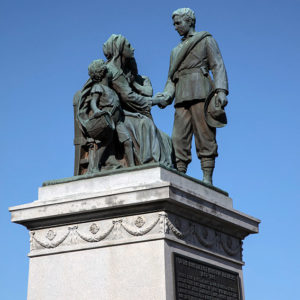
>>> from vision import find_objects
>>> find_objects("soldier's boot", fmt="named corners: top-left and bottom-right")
top-left (176, 161), bottom-right (187, 173)
top-left (201, 157), bottom-right (215, 185)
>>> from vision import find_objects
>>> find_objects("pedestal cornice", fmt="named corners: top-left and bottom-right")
top-left (10, 165), bottom-right (259, 240)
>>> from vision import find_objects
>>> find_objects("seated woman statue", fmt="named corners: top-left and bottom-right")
top-left (102, 34), bottom-right (174, 167)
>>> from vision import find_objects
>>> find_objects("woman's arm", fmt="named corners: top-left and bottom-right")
top-left (132, 75), bottom-right (153, 97)
top-left (112, 73), bottom-right (152, 116)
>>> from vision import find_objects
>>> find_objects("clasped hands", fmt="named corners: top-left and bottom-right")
top-left (151, 90), bottom-right (228, 108)
top-left (151, 92), bottom-right (170, 109)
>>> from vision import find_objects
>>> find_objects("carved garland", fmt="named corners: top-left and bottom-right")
top-left (29, 214), bottom-right (240, 258)
top-left (194, 226), bottom-right (215, 248)
top-left (30, 226), bottom-right (77, 249)
top-left (76, 224), bottom-right (115, 242)
top-left (220, 235), bottom-right (241, 256)
top-left (121, 216), bottom-right (161, 236)
top-left (166, 218), bottom-right (183, 239)
top-left (30, 213), bottom-right (182, 250)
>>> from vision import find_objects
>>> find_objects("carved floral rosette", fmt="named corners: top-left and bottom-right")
top-left (29, 211), bottom-right (242, 261)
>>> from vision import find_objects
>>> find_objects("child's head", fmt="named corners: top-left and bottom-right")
top-left (88, 59), bottom-right (107, 82)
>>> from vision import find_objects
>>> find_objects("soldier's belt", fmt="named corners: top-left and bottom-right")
top-left (178, 67), bottom-right (202, 76)
top-left (174, 67), bottom-right (203, 80)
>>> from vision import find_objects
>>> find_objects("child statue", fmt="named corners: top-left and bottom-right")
top-left (77, 59), bottom-right (135, 173)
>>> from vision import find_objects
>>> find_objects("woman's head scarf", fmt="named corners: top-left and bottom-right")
top-left (103, 34), bottom-right (126, 65)
top-left (103, 34), bottom-right (138, 79)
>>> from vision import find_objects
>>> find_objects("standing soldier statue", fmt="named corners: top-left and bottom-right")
top-left (156, 8), bottom-right (229, 185)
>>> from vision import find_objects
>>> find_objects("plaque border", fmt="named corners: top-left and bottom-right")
top-left (173, 253), bottom-right (242, 300)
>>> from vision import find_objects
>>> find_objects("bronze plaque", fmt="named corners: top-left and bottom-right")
top-left (174, 254), bottom-right (241, 300)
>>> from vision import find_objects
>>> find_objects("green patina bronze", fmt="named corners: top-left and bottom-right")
top-left (154, 8), bottom-right (229, 185)
top-left (74, 35), bottom-right (174, 176)
top-left (73, 8), bottom-right (228, 186)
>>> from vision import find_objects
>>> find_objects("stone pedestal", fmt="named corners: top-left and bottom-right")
top-left (10, 164), bottom-right (259, 300)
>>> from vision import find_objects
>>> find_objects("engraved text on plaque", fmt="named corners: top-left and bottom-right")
top-left (174, 254), bottom-right (241, 300)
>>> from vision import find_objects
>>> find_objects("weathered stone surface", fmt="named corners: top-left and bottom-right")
top-left (28, 240), bottom-right (167, 300)
top-left (10, 166), bottom-right (259, 238)
top-left (9, 165), bottom-right (259, 300)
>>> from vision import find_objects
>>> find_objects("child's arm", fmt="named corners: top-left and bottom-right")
top-left (90, 93), bottom-right (101, 114)
top-left (90, 92), bottom-right (110, 118)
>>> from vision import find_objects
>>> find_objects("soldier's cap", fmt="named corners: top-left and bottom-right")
top-left (204, 90), bottom-right (227, 128)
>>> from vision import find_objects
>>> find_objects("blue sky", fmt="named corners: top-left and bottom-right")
top-left (1, 0), bottom-right (299, 299)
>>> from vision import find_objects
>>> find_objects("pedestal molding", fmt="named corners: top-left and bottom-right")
top-left (28, 211), bottom-right (244, 265)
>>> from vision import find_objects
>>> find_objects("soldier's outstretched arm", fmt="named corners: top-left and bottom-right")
top-left (155, 50), bottom-right (176, 108)
top-left (162, 78), bottom-right (175, 102)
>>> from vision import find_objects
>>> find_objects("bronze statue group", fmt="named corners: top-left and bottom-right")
top-left (75, 8), bottom-right (228, 185)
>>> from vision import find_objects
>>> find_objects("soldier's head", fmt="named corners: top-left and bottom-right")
top-left (88, 59), bottom-right (107, 82)
top-left (172, 8), bottom-right (196, 37)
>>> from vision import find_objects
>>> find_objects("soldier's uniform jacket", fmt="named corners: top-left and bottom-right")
top-left (164, 31), bottom-right (228, 106)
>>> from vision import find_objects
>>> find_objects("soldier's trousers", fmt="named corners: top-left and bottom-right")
top-left (172, 101), bottom-right (218, 166)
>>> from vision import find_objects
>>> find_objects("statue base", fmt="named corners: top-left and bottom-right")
top-left (10, 164), bottom-right (259, 300)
